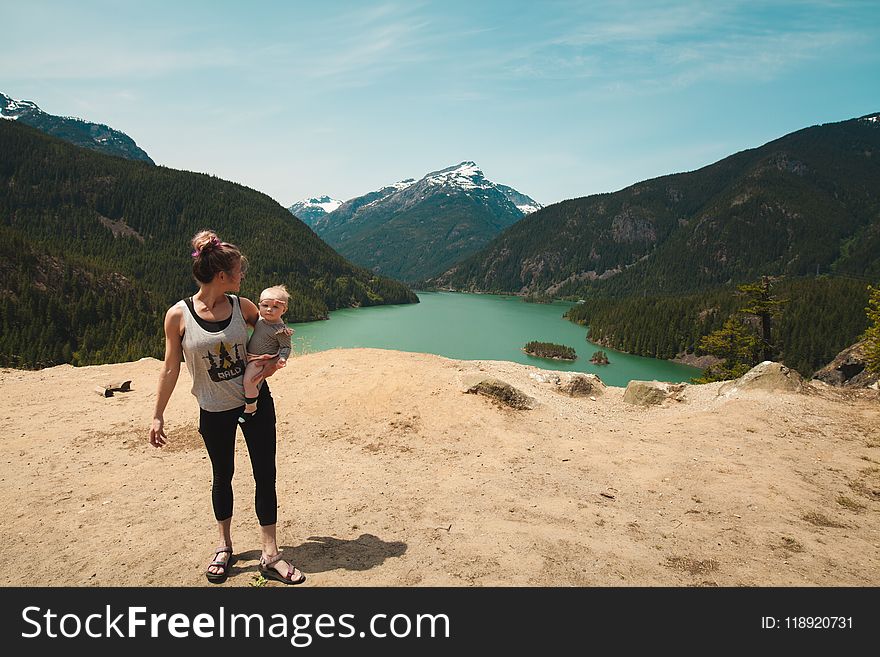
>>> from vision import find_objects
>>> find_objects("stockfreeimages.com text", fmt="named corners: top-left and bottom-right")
top-left (21, 605), bottom-right (450, 646)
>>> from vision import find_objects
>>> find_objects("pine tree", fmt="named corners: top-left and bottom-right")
top-left (694, 316), bottom-right (761, 382)
top-left (736, 276), bottom-right (786, 362)
top-left (864, 285), bottom-right (880, 373)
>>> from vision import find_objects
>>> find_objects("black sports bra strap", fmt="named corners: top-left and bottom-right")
top-left (183, 295), bottom-right (234, 333)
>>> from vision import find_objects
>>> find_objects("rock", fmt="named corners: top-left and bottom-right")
top-left (812, 340), bottom-right (879, 388)
top-left (559, 374), bottom-right (606, 397)
top-left (529, 372), bottom-right (561, 385)
top-left (719, 361), bottom-right (804, 395)
top-left (671, 352), bottom-right (722, 370)
top-left (623, 380), bottom-right (686, 406)
top-left (466, 378), bottom-right (536, 410)
top-left (94, 380), bottom-right (132, 397)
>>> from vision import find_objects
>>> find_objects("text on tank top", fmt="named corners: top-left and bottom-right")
top-left (179, 294), bottom-right (249, 412)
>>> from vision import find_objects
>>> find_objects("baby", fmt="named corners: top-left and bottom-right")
top-left (238, 284), bottom-right (294, 424)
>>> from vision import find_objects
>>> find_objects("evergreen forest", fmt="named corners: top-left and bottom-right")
top-left (430, 113), bottom-right (880, 377)
top-left (0, 121), bottom-right (417, 368)
top-left (564, 276), bottom-right (872, 377)
top-left (433, 114), bottom-right (880, 297)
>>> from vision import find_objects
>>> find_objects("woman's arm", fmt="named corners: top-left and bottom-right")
top-left (149, 305), bottom-right (184, 448)
top-left (240, 296), bottom-right (259, 328)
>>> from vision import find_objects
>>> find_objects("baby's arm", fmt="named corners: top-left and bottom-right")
top-left (275, 325), bottom-right (293, 367)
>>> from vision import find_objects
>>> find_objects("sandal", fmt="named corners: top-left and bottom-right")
top-left (259, 552), bottom-right (306, 585)
top-left (205, 545), bottom-right (235, 584)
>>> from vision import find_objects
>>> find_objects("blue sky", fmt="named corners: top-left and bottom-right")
top-left (3, 0), bottom-right (879, 207)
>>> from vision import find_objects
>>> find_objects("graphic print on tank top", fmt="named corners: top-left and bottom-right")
top-left (202, 340), bottom-right (246, 382)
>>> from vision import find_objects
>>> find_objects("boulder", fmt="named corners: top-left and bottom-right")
top-left (672, 351), bottom-right (722, 370)
top-left (466, 378), bottom-right (536, 410)
top-left (559, 374), bottom-right (606, 397)
top-left (812, 340), bottom-right (879, 388)
top-left (623, 380), bottom-right (686, 406)
top-left (719, 361), bottom-right (804, 395)
top-left (529, 372), bottom-right (561, 385)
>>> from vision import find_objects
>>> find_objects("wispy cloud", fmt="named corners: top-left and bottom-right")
top-left (476, 0), bottom-right (877, 94)
top-left (257, 3), bottom-right (436, 91)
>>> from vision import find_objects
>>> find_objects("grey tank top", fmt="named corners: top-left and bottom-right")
top-left (178, 294), bottom-right (249, 412)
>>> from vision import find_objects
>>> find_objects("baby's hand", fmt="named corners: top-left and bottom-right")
top-left (277, 327), bottom-right (294, 337)
top-left (277, 358), bottom-right (287, 368)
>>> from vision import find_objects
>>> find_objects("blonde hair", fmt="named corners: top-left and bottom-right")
top-left (260, 284), bottom-right (290, 305)
top-left (191, 230), bottom-right (248, 284)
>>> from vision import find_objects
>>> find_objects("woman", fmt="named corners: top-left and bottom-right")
top-left (149, 230), bottom-right (305, 585)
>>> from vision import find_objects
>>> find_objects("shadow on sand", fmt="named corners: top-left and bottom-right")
top-left (233, 534), bottom-right (407, 577)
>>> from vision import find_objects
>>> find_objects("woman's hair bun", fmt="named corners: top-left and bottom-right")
top-left (192, 230), bottom-right (221, 258)
top-left (190, 229), bottom-right (243, 284)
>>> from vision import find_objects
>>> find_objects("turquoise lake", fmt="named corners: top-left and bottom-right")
top-left (289, 291), bottom-right (701, 387)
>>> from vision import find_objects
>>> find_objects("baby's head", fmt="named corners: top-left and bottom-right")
top-left (258, 284), bottom-right (290, 321)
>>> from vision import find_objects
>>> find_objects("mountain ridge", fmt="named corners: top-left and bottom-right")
top-left (0, 120), bottom-right (416, 368)
top-left (1, 92), bottom-right (154, 164)
top-left (287, 195), bottom-right (343, 227)
top-left (431, 113), bottom-right (880, 296)
top-left (307, 161), bottom-right (541, 283)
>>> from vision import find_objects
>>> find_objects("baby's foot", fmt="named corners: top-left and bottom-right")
top-left (238, 402), bottom-right (258, 424)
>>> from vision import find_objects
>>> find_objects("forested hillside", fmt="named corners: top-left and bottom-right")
top-left (313, 162), bottom-right (538, 283)
top-left (428, 114), bottom-right (880, 376)
top-left (0, 121), bottom-right (417, 368)
top-left (433, 114), bottom-right (880, 296)
top-left (564, 276), bottom-right (871, 377)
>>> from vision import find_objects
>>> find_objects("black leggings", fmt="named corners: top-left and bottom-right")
top-left (199, 382), bottom-right (277, 526)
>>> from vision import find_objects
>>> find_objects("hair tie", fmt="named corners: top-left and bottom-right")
top-left (191, 237), bottom-right (223, 258)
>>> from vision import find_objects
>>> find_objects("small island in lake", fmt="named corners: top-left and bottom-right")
top-left (523, 341), bottom-right (577, 361)
top-left (590, 350), bottom-right (610, 365)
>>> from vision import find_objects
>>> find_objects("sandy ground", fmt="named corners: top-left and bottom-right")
top-left (2, 348), bottom-right (878, 587)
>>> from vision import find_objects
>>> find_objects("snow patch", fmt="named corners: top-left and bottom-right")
top-left (2, 97), bottom-right (40, 114)
top-left (390, 178), bottom-right (416, 191)
top-left (424, 161), bottom-right (491, 191)
top-left (292, 196), bottom-right (343, 213)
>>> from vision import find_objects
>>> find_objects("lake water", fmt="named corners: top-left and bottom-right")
top-left (289, 291), bottom-right (702, 387)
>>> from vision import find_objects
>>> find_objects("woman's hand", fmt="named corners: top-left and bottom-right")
top-left (150, 416), bottom-right (167, 448)
top-left (258, 356), bottom-right (285, 380)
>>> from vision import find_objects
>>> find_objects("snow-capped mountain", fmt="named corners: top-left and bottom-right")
top-left (287, 195), bottom-right (343, 227)
top-left (1, 92), bottom-right (153, 164)
top-left (312, 161), bottom-right (542, 283)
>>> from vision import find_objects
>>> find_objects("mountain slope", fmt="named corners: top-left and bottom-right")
top-left (1, 92), bottom-right (154, 164)
top-left (433, 114), bottom-right (880, 296)
top-left (287, 195), bottom-right (342, 227)
top-left (313, 162), bottom-right (541, 283)
top-left (0, 120), bottom-right (416, 368)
